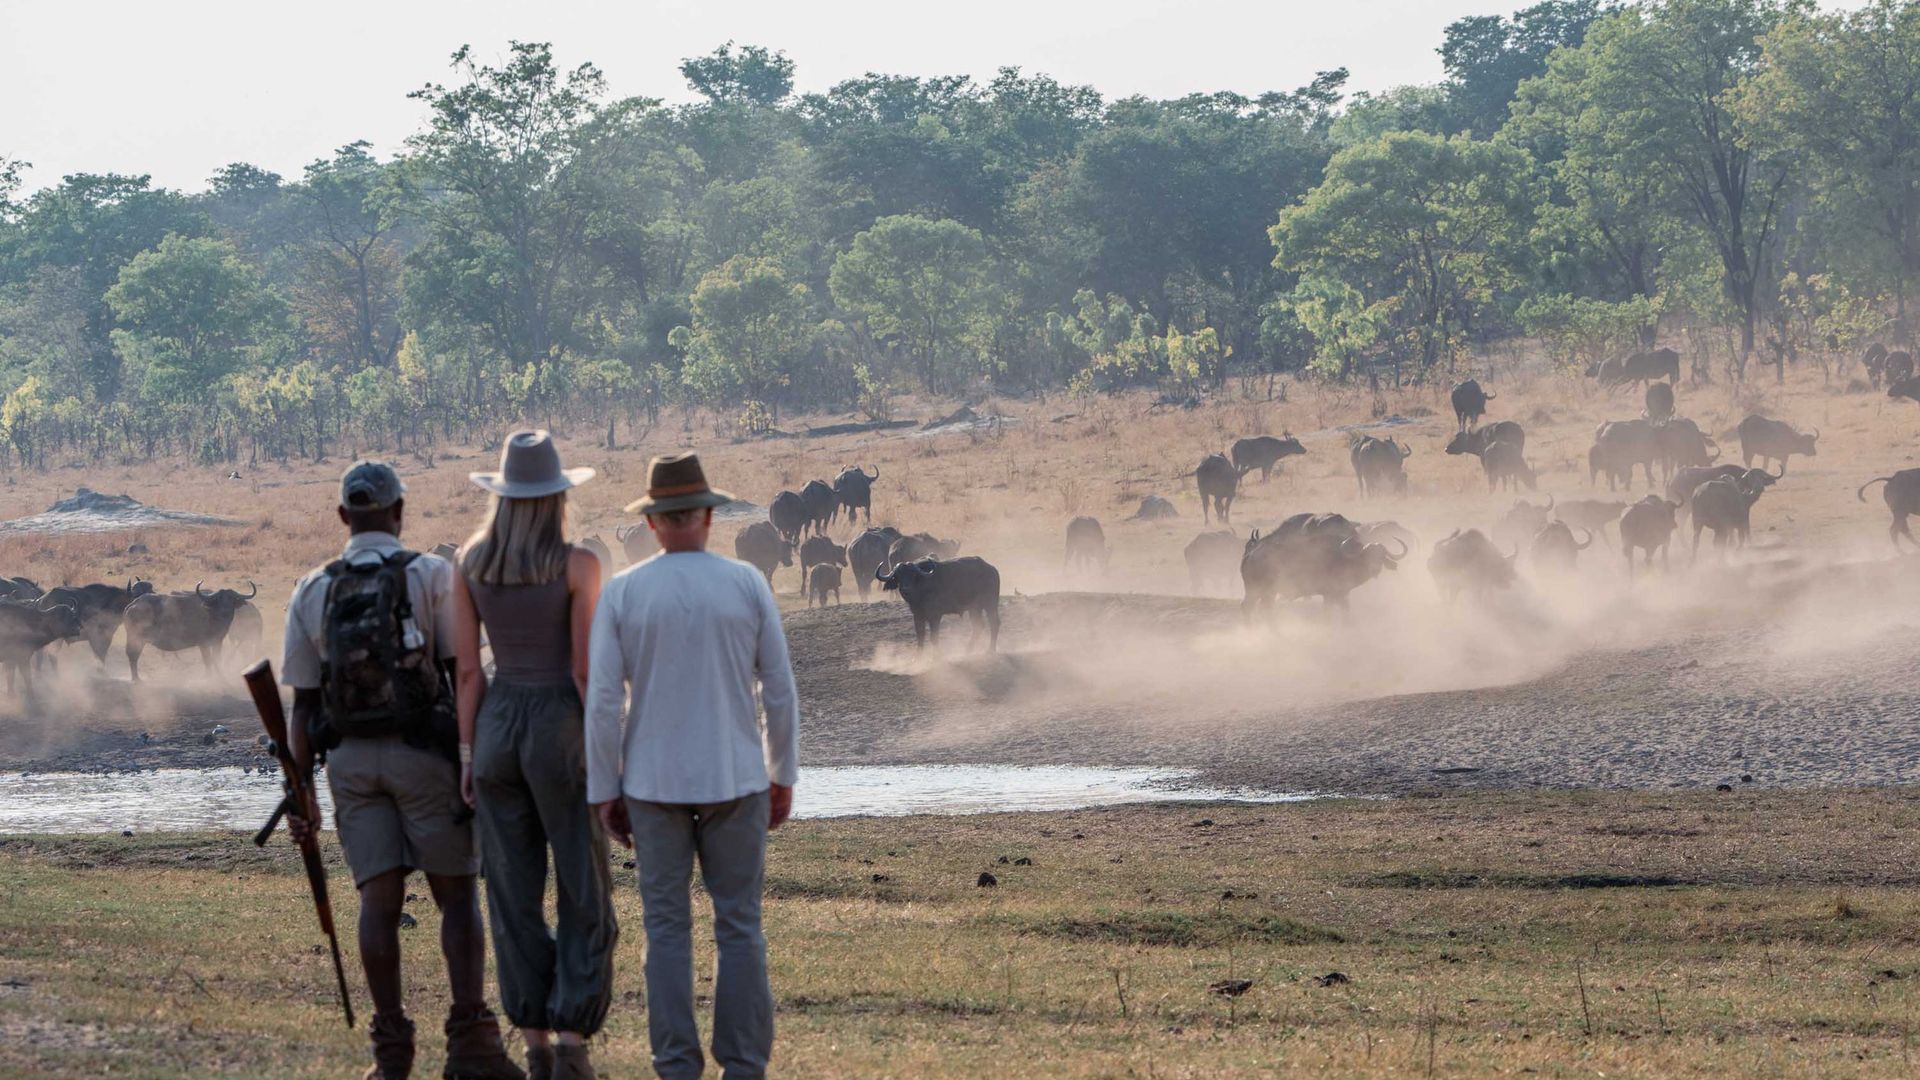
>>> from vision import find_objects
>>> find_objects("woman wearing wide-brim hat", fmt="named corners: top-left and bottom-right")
top-left (449, 430), bottom-right (616, 1080)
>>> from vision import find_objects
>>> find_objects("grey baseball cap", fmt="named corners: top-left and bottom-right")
top-left (339, 460), bottom-right (406, 510)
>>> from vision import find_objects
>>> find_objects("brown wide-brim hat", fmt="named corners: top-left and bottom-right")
top-left (624, 451), bottom-right (736, 515)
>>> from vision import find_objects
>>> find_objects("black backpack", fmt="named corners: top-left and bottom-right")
top-left (312, 551), bottom-right (454, 756)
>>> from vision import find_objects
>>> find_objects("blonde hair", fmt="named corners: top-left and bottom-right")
top-left (460, 492), bottom-right (570, 586)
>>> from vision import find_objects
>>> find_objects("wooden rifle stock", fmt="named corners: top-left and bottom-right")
top-left (243, 659), bottom-right (355, 1029)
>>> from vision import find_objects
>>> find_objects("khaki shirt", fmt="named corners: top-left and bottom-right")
top-left (281, 531), bottom-right (456, 690)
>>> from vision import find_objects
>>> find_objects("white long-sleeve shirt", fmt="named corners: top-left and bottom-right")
top-left (584, 549), bottom-right (800, 805)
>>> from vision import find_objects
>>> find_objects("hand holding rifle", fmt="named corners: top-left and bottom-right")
top-left (244, 659), bottom-right (355, 1029)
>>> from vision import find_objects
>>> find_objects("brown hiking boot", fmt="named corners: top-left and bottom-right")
top-left (364, 1011), bottom-right (416, 1080)
top-left (524, 1045), bottom-right (555, 1080)
top-left (442, 1005), bottom-right (526, 1080)
top-left (552, 1043), bottom-right (595, 1080)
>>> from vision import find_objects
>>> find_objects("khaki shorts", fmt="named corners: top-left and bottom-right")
top-left (325, 735), bottom-right (477, 887)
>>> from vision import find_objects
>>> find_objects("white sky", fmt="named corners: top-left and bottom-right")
top-left (0, 0), bottom-right (1874, 194)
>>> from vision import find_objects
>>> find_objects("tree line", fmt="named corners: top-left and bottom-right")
top-left (1, 0), bottom-right (1917, 468)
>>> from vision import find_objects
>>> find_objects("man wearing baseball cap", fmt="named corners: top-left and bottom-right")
top-left (284, 460), bottom-right (524, 1080)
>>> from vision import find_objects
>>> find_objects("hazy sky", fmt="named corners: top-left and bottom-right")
top-left (0, 0), bottom-right (1872, 194)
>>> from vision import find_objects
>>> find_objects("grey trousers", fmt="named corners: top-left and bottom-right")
top-left (472, 682), bottom-right (617, 1036)
top-left (627, 789), bottom-right (773, 1080)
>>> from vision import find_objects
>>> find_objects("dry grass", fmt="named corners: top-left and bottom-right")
top-left (7, 789), bottom-right (1920, 1077)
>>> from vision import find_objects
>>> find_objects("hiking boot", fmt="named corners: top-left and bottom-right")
top-left (442, 1005), bottom-right (526, 1080)
top-left (552, 1043), bottom-right (595, 1080)
top-left (524, 1045), bottom-right (555, 1080)
top-left (364, 1011), bottom-right (416, 1080)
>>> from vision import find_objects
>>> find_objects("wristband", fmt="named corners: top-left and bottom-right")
top-left (459, 744), bottom-right (473, 764)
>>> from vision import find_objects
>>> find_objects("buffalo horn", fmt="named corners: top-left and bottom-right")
top-left (1810, 427), bottom-right (1821, 441)
top-left (244, 580), bottom-right (258, 600)
top-left (1385, 537), bottom-right (1410, 560)
top-left (1574, 527), bottom-right (1594, 550)
top-left (1543, 493), bottom-right (1555, 513)
top-left (195, 581), bottom-right (209, 599)
top-left (865, 466), bottom-right (880, 480)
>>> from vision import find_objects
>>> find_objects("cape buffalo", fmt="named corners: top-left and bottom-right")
top-left (1889, 350), bottom-right (1915, 386)
top-left (800, 480), bottom-right (838, 536)
top-left (1356, 520), bottom-right (1419, 553)
top-left (887, 533), bottom-right (960, 571)
top-left (1196, 453), bottom-right (1241, 523)
top-left (1737, 416), bottom-right (1817, 474)
top-left (808, 564), bottom-right (843, 607)
top-left (876, 556), bottom-right (1001, 651)
top-left (37, 578), bottom-right (155, 665)
top-left (1889, 375), bottom-right (1920, 405)
top-left (1064, 516), bottom-right (1110, 573)
top-left (1241, 513), bottom-right (1403, 615)
top-left (1481, 439), bottom-right (1536, 492)
top-left (0, 577), bottom-right (41, 601)
top-left (1645, 381), bottom-right (1675, 422)
top-left (225, 600), bottom-right (264, 665)
top-left (1428, 529), bottom-right (1517, 601)
top-left (1451, 379), bottom-right (1495, 431)
top-left (768, 490), bottom-right (809, 546)
top-left (123, 581), bottom-right (257, 681)
top-left (578, 536), bottom-right (614, 585)
top-left (1586, 356), bottom-right (1629, 385)
top-left (1619, 496), bottom-right (1681, 576)
top-left (1668, 465), bottom-right (1778, 523)
top-left (1690, 475), bottom-right (1767, 556)
top-left (1655, 417), bottom-right (1718, 480)
top-left (1350, 435), bottom-right (1411, 497)
top-left (1530, 521), bottom-right (1593, 571)
top-left (1864, 342), bottom-right (1890, 385)
top-left (615, 523), bottom-right (658, 564)
top-left (1183, 530), bottom-right (1242, 595)
top-left (1859, 470), bottom-right (1920, 550)
top-left (798, 535), bottom-right (848, 593)
top-left (0, 598), bottom-right (81, 694)
top-left (1230, 435), bottom-right (1306, 482)
top-left (734, 521), bottom-right (794, 586)
top-left (832, 465), bottom-right (880, 524)
top-left (1623, 348), bottom-right (1680, 385)
top-left (1592, 419), bottom-right (1661, 490)
top-left (1554, 499), bottom-right (1628, 547)
top-left (1445, 420), bottom-right (1526, 460)
top-left (1494, 494), bottom-right (1554, 555)
top-left (847, 526), bottom-right (903, 598)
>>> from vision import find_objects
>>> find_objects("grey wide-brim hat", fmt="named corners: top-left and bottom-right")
top-left (469, 430), bottom-right (594, 498)
top-left (624, 451), bottom-right (736, 515)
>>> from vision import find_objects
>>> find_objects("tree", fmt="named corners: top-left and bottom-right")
top-left (828, 214), bottom-right (1000, 393)
top-left (106, 234), bottom-right (285, 398)
top-left (680, 42), bottom-right (795, 107)
top-left (7, 174), bottom-right (207, 399)
top-left (1273, 131), bottom-right (1539, 376)
top-left (289, 143), bottom-right (407, 369)
top-left (400, 42), bottom-right (617, 405)
top-left (1513, 0), bottom-right (1803, 361)
top-left (1734, 0), bottom-right (1920, 325)
top-left (1441, 1), bottom-right (1612, 137)
top-left (673, 256), bottom-right (812, 418)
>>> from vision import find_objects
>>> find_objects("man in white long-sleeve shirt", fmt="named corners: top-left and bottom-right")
top-left (584, 452), bottom-right (798, 1080)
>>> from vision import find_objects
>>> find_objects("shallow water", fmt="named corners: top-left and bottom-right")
top-left (0, 764), bottom-right (1308, 834)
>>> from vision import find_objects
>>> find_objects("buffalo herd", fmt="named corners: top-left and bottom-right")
top-left (13, 345), bottom-right (1920, 682)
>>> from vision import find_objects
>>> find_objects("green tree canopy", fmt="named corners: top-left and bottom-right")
top-left (828, 214), bottom-right (1001, 393)
top-left (1273, 131), bottom-right (1539, 376)
top-left (106, 233), bottom-right (285, 397)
